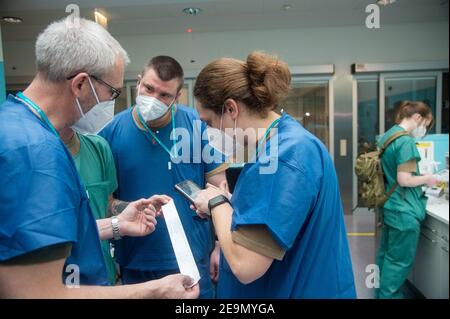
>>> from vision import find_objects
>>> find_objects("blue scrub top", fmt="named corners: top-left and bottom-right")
top-left (0, 95), bottom-right (109, 286)
top-left (218, 112), bottom-right (356, 299)
top-left (99, 105), bottom-right (223, 270)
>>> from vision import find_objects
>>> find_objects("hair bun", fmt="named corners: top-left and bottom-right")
top-left (246, 51), bottom-right (291, 111)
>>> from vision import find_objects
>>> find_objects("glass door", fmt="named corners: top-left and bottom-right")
top-left (279, 79), bottom-right (330, 150)
top-left (383, 75), bottom-right (438, 134)
top-left (353, 71), bottom-right (444, 209)
top-left (355, 78), bottom-right (379, 207)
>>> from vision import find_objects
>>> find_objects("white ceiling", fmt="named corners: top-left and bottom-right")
top-left (0, 0), bottom-right (448, 41)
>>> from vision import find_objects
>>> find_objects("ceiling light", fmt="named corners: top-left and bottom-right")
top-left (1, 16), bottom-right (23, 24)
top-left (377, 0), bottom-right (396, 6)
top-left (183, 7), bottom-right (202, 16)
top-left (94, 10), bottom-right (108, 28)
top-left (282, 4), bottom-right (292, 11)
top-left (305, 112), bottom-right (311, 117)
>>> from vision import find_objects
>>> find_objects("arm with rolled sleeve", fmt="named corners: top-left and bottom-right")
top-left (204, 161), bottom-right (315, 284)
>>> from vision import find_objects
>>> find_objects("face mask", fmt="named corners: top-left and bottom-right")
top-left (207, 126), bottom-right (236, 157)
top-left (206, 104), bottom-right (243, 157)
top-left (136, 84), bottom-right (172, 121)
top-left (411, 125), bottom-right (427, 139)
top-left (72, 77), bottom-right (115, 135)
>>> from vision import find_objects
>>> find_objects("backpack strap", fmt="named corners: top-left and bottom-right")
top-left (385, 182), bottom-right (398, 198)
top-left (379, 131), bottom-right (409, 156)
top-left (379, 130), bottom-right (410, 203)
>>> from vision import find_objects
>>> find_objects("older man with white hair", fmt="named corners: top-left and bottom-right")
top-left (0, 17), bottom-right (198, 299)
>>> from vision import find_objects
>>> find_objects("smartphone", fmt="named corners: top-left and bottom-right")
top-left (175, 180), bottom-right (203, 204)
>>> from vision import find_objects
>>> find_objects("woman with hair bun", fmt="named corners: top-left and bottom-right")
top-left (376, 101), bottom-right (437, 299)
top-left (192, 52), bottom-right (356, 298)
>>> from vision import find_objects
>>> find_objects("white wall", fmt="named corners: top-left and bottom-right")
top-left (2, 20), bottom-right (448, 212)
top-left (4, 21), bottom-right (448, 79)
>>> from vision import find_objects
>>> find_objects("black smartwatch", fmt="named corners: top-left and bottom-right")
top-left (208, 195), bottom-right (230, 215)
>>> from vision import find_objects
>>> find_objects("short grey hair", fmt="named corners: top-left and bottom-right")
top-left (35, 17), bottom-right (130, 82)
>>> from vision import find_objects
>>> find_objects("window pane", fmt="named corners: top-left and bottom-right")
top-left (357, 79), bottom-right (379, 207)
top-left (357, 80), bottom-right (379, 154)
top-left (114, 86), bottom-right (128, 114)
top-left (384, 77), bottom-right (437, 133)
top-left (442, 72), bottom-right (449, 134)
top-left (279, 81), bottom-right (329, 149)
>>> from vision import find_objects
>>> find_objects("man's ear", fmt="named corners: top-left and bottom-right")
top-left (70, 72), bottom-right (89, 98)
top-left (175, 90), bottom-right (182, 104)
top-left (137, 74), bottom-right (142, 87)
top-left (224, 98), bottom-right (240, 121)
top-left (412, 113), bottom-right (422, 122)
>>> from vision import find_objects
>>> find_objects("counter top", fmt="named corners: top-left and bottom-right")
top-left (427, 196), bottom-right (449, 225)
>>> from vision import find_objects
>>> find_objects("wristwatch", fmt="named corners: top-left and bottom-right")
top-left (111, 217), bottom-right (121, 240)
top-left (208, 195), bottom-right (230, 216)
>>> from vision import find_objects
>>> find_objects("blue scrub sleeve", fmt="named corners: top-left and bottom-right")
top-left (0, 143), bottom-right (78, 261)
top-left (231, 160), bottom-right (318, 251)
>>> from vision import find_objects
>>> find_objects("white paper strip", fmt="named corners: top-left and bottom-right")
top-left (162, 200), bottom-right (201, 286)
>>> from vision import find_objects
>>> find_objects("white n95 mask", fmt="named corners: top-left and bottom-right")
top-left (136, 85), bottom-right (172, 122)
top-left (411, 125), bottom-right (427, 139)
top-left (206, 103), bottom-right (244, 158)
top-left (72, 77), bottom-right (115, 135)
top-left (206, 127), bottom-right (237, 157)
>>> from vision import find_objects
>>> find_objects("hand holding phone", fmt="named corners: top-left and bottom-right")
top-left (175, 180), bottom-right (203, 204)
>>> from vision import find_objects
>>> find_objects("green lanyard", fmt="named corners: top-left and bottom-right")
top-left (254, 117), bottom-right (282, 159)
top-left (136, 106), bottom-right (178, 159)
top-left (16, 92), bottom-right (59, 136)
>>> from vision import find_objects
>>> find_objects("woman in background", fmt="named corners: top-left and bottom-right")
top-left (376, 101), bottom-right (437, 299)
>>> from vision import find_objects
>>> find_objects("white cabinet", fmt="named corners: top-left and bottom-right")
top-left (410, 214), bottom-right (449, 299)
top-left (440, 239), bottom-right (449, 298)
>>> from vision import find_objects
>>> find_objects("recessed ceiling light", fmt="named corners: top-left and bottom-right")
top-left (282, 4), bottom-right (292, 11)
top-left (183, 7), bottom-right (202, 16)
top-left (1, 16), bottom-right (23, 24)
top-left (377, 0), bottom-right (396, 6)
top-left (94, 10), bottom-right (108, 28)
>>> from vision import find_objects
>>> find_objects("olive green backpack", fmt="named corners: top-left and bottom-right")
top-left (355, 131), bottom-right (409, 209)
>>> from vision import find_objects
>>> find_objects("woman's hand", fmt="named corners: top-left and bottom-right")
top-left (423, 173), bottom-right (438, 187)
top-left (190, 183), bottom-right (229, 218)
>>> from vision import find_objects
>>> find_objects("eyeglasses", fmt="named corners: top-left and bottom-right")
top-left (67, 73), bottom-right (122, 100)
top-left (91, 75), bottom-right (122, 100)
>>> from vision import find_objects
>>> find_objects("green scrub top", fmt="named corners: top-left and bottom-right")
top-left (73, 133), bottom-right (118, 285)
top-left (378, 125), bottom-right (428, 228)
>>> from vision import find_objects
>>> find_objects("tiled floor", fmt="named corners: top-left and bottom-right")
top-left (345, 209), bottom-right (423, 299)
top-left (345, 209), bottom-right (378, 299)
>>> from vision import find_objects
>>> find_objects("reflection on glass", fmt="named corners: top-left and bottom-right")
top-left (279, 82), bottom-right (329, 149)
top-left (442, 72), bottom-right (449, 134)
top-left (384, 77), bottom-right (437, 134)
top-left (357, 79), bottom-right (379, 207)
top-left (358, 80), bottom-right (379, 154)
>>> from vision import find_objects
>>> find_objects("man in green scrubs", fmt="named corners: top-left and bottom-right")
top-left (61, 127), bottom-right (154, 285)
